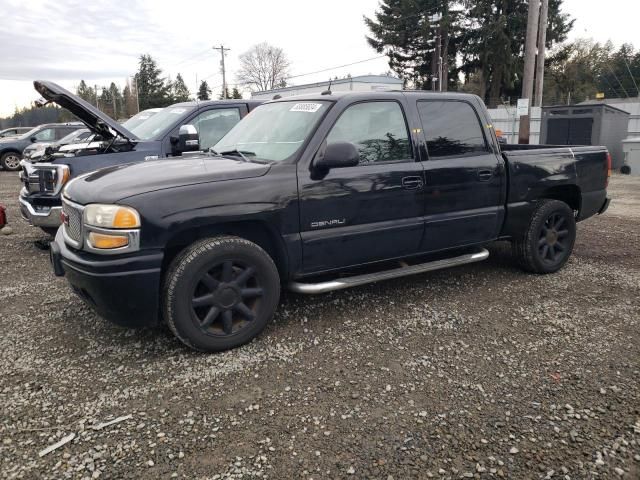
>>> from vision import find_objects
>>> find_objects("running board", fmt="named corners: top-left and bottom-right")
top-left (288, 248), bottom-right (489, 294)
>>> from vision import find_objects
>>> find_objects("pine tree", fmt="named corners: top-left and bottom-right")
top-left (135, 54), bottom-right (171, 109)
top-left (231, 87), bottom-right (243, 99)
top-left (218, 87), bottom-right (231, 100)
top-left (459, 0), bottom-right (573, 106)
top-left (171, 73), bottom-right (191, 103)
top-left (76, 80), bottom-right (95, 103)
top-left (365, 0), bottom-right (460, 90)
top-left (197, 80), bottom-right (212, 100)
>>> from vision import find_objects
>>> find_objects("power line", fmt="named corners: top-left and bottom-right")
top-left (607, 63), bottom-right (630, 98)
top-left (621, 55), bottom-right (640, 96)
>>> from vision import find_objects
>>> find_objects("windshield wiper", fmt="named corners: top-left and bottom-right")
top-left (211, 148), bottom-right (269, 164)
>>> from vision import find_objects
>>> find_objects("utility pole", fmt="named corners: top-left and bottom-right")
top-left (534, 0), bottom-right (549, 107)
top-left (428, 13), bottom-right (443, 92)
top-left (94, 84), bottom-right (99, 109)
top-left (214, 45), bottom-right (230, 99)
top-left (133, 76), bottom-right (140, 113)
top-left (112, 89), bottom-right (117, 119)
top-left (518, 0), bottom-right (540, 144)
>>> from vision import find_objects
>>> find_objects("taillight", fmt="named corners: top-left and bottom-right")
top-left (605, 152), bottom-right (612, 188)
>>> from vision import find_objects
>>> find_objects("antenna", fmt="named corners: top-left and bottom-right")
top-left (321, 78), bottom-right (333, 95)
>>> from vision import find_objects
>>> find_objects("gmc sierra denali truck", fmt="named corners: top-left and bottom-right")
top-left (19, 81), bottom-right (262, 234)
top-left (50, 91), bottom-right (611, 352)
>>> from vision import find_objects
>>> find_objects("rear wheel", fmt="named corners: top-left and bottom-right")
top-left (162, 235), bottom-right (280, 352)
top-left (513, 199), bottom-right (576, 274)
top-left (1, 152), bottom-right (22, 171)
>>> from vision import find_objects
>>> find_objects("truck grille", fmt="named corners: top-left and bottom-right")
top-left (62, 200), bottom-right (83, 244)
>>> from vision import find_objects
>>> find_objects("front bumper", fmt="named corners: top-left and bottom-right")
top-left (50, 228), bottom-right (164, 328)
top-left (19, 194), bottom-right (62, 228)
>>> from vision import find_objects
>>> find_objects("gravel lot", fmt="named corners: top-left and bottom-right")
top-left (1, 171), bottom-right (638, 479)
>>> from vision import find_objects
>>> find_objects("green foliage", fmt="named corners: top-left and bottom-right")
top-left (0, 105), bottom-right (77, 129)
top-left (197, 80), bottom-right (212, 101)
top-left (135, 54), bottom-right (171, 109)
top-left (365, 0), bottom-right (460, 90)
top-left (231, 87), bottom-right (243, 99)
top-left (544, 40), bottom-right (640, 104)
top-left (170, 73), bottom-right (191, 103)
top-left (76, 80), bottom-right (95, 103)
top-left (218, 87), bottom-right (231, 100)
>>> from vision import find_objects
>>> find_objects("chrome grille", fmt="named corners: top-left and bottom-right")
top-left (62, 201), bottom-right (83, 244)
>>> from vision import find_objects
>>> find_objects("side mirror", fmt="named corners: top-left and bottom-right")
top-left (30, 136), bottom-right (37, 143)
top-left (314, 142), bottom-right (359, 171)
top-left (176, 124), bottom-right (200, 153)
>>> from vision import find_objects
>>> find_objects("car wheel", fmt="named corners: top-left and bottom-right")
top-left (40, 227), bottom-right (58, 237)
top-left (1, 152), bottom-right (22, 171)
top-left (512, 199), bottom-right (576, 274)
top-left (162, 235), bottom-right (280, 352)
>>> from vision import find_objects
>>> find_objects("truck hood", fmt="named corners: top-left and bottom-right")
top-left (34, 80), bottom-right (139, 142)
top-left (64, 156), bottom-right (271, 204)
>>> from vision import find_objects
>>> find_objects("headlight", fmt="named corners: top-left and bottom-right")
top-left (84, 204), bottom-right (140, 229)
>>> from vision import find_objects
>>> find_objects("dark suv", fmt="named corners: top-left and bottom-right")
top-left (0, 123), bottom-right (83, 170)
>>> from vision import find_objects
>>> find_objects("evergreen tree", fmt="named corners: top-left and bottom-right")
top-left (365, 0), bottom-right (461, 90)
top-left (171, 73), bottom-right (191, 103)
top-left (231, 87), bottom-right (243, 99)
top-left (76, 80), bottom-right (95, 103)
top-left (135, 54), bottom-right (170, 109)
top-left (218, 87), bottom-right (231, 100)
top-left (197, 80), bottom-right (212, 100)
top-left (458, 0), bottom-right (573, 106)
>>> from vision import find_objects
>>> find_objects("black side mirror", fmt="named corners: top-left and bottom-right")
top-left (176, 124), bottom-right (200, 153)
top-left (30, 136), bottom-right (37, 143)
top-left (314, 141), bottom-right (359, 171)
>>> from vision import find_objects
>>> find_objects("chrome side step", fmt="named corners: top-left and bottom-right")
top-left (288, 248), bottom-right (489, 294)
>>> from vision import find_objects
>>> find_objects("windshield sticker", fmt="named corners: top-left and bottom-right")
top-left (290, 103), bottom-right (323, 113)
top-left (169, 108), bottom-right (186, 114)
top-left (138, 115), bottom-right (150, 119)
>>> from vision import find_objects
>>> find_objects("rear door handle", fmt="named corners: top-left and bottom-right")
top-left (477, 169), bottom-right (494, 181)
top-left (401, 176), bottom-right (424, 190)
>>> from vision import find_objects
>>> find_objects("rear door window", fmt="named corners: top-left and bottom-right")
top-left (34, 128), bottom-right (55, 141)
top-left (326, 101), bottom-right (412, 164)
top-left (417, 100), bottom-right (488, 158)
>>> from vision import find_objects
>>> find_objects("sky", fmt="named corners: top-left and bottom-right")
top-left (0, 0), bottom-right (638, 117)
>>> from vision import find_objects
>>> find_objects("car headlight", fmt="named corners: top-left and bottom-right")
top-left (79, 204), bottom-right (141, 253)
top-left (84, 204), bottom-right (140, 229)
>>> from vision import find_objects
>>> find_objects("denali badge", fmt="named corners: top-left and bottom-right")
top-left (310, 218), bottom-right (346, 229)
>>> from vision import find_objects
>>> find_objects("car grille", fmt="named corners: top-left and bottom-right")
top-left (62, 200), bottom-right (83, 245)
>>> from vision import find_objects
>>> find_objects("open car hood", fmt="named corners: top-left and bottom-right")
top-left (34, 80), bottom-right (139, 142)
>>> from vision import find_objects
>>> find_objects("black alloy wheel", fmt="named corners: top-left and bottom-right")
top-left (191, 260), bottom-right (264, 336)
top-left (537, 213), bottom-right (571, 265)
top-left (163, 236), bottom-right (280, 352)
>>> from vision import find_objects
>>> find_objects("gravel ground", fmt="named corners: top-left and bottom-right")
top-left (0, 171), bottom-right (638, 480)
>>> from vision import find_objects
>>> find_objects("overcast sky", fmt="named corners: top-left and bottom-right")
top-left (1, 0), bottom-right (638, 117)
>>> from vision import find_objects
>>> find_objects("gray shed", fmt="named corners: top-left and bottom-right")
top-left (540, 104), bottom-right (630, 169)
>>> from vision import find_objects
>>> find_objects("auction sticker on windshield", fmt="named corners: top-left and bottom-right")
top-left (169, 108), bottom-right (186, 114)
top-left (290, 103), bottom-right (323, 113)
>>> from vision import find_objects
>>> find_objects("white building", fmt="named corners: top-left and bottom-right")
top-left (251, 75), bottom-right (404, 100)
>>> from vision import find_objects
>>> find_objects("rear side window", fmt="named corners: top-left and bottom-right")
top-left (417, 101), bottom-right (488, 158)
top-left (192, 108), bottom-right (241, 151)
top-left (326, 101), bottom-right (412, 164)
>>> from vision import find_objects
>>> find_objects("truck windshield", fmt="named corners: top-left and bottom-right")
top-left (212, 101), bottom-right (330, 162)
top-left (130, 106), bottom-right (196, 140)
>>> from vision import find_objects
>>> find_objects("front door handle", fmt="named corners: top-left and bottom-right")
top-left (477, 169), bottom-right (494, 181)
top-left (401, 176), bottom-right (424, 190)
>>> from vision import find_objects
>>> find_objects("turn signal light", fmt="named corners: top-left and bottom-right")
top-left (113, 208), bottom-right (140, 228)
top-left (88, 232), bottom-right (129, 249)
top-left (606, 152), bottom-right (612, 188)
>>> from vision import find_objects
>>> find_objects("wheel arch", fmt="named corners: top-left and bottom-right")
top-left (537, 184), bottom-right (581, 214)
top-left (162, 220), bottom-right (290, 281)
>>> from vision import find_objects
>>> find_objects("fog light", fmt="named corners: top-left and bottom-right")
top-left (88, 232), bottom-right (129, 249)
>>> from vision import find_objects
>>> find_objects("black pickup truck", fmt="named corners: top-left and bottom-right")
top-left (50, 91), bottom-right (611, 352)
top-left (19, 81), bottom-right (261, 234)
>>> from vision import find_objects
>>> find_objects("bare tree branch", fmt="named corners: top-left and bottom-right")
top-left (236, 42), bottom-right (291, 91)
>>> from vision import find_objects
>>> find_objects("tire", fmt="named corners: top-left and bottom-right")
top-left (512, 199), bottom-right (576, 274)
top-left (1, 152), bottom-right (22, 171)
top-left (162, 235), bottom-right (280, 352)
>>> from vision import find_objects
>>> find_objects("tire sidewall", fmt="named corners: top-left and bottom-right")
top-left (1, 152), bottom-right (22, 171)
top-left (529, 201), bottom-right (576, 273)
top-left (165, 237), bottom-right (280, 352)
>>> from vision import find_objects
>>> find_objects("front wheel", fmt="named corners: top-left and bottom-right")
top-left (162, 236), bottom-right (280, 352)
top-left (512, 199), bottom-right (577, 274)
top-left (1, 152), bottom-right (22, 171)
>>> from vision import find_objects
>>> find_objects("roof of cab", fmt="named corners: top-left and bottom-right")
top-left (264, 90), bottom-right (483, 104)
top-left (170, 99), bottom-right (264, 109)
